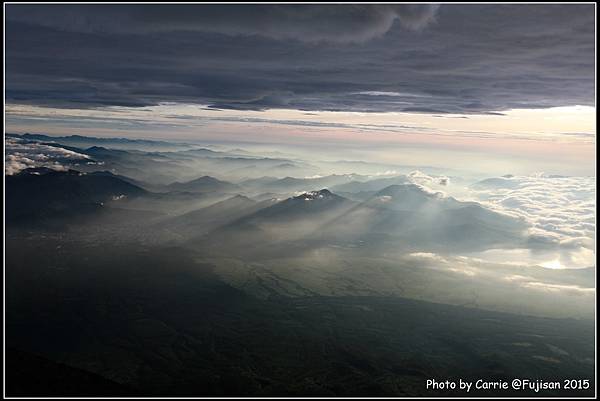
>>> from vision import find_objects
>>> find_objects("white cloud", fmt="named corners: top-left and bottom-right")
top-left (408, 252), bottom-right (447, 262)
top-left (4, 137), bottom-right (91, 175)
top-left (404, 170), bottom-right (451, 194)
top-left (412, 251), bottom-right (593, 289)
top-left (521, 281), bottom-right (594, 296)
top-left (468, 174), bottom-right (595, 268)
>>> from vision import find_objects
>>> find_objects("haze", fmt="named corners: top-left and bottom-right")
top-left (4, 4), bottom-right (596, 398)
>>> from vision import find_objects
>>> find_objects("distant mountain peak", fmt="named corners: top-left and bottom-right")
top-left (229, 194), bottom-right (252, 201)
top-left (86, 146), bottom-right (108, 151)
top-left (295, 189), bottom-right (334, 201)
top-left (376, 183), bottom-right (438, 197)
top-left (167, 175), bottom-right (238, 193)
top-left (190, 175), bottom-right (219, 182)
top-left (367, 184), bottom-right (448, 211)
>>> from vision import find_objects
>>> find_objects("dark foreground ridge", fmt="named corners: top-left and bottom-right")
top-left (6, 348), bottom-right (135, 397)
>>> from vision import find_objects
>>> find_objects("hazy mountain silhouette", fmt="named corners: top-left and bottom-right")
top-left (204, 189), bottom-right (356, 246)
top-left (167, 176), bottom-right (239, 193)
top-left (331, 176), bottom-right (412, 193)
top-left (6, 167), bottom-right (147, 224)
top-left (239, 174), bottom-right (361, 194)
top-left (471, 176), bottom-right (521, 189)
top-left (164, 195), bottom-right (276, 235)
top-left (321, 184), bottom-right (527, 251)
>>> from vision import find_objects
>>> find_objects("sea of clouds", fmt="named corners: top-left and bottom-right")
top-left (467, 174), bottom-right (595, 269)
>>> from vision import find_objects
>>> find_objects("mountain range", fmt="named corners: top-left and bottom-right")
top-left (5, 167), bottom-right (147, 224)
top-left (7, 166), bottom-right (527, 254)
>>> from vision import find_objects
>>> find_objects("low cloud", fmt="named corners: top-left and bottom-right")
top-left (521, 281), bottom-right (594, 296)
top-left (407, 170), bottom-right (450, 188)
top-left (4, 137), bottom-right (91, 175)
top-left (469, 174), bottom-right (595, 268)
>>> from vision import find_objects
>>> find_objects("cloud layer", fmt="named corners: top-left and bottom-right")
top-left (6, 5), bottom-right (440, 43)
top-left (469, 174), bottom-right (596, 268)
top-left (4, 137), bottom-right (92, 175)
top-left (5, 4), bottom-right (595, 113)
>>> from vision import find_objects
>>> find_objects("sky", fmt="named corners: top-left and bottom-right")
top-left (4, 4), bottom-right (596, 175)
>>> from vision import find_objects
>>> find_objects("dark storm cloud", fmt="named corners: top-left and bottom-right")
top-left (6, 4), bottom-right (440, 43)
top-left (5, 4), bottom-right (595, 114)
